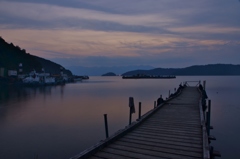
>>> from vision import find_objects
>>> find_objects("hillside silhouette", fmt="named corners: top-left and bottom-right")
top-left (122, 64), bottom-right (240, 76)
top-left (0, 37), bottom-right (72, 75)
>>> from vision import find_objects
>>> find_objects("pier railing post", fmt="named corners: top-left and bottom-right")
top-left (104, 114), bottom-right (109, 138)
top-left (206, 100), bottom-right (211, 135)
top-left (203, 80), bottom-right (206, 90)
top-left (138, 102), bottom-right (141, 120)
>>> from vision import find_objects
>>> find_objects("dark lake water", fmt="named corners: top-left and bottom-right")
top-left (0, 76), bottom-right (239, 159)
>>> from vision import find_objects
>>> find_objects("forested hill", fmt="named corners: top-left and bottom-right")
top-left (122, 64), bottom-right (240, 76)
top-left (0, 37), bottom-right (72, 75)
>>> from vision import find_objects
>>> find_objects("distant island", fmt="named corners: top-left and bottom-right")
top-left (122, 64), bottom-right (240, 76)
top-left (102, 72), bottom-right (116, 76)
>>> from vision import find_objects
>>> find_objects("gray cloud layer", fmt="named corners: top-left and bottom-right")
top-left (1, 0), bottom-right (240, 69)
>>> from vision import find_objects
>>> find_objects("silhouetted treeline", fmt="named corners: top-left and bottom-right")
top-left (0, 36), bottom-right (72, 75)
top-left (122, 64), bottom-right (240, 76)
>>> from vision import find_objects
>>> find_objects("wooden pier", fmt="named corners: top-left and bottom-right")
top-left (71, 84), bottom-right (219, 159)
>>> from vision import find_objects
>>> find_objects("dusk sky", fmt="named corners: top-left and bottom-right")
top-left (0, 0), bottom-right (240, 71)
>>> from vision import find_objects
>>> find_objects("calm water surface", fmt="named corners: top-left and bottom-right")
top-left (0, 76), bottom-right (239, 159)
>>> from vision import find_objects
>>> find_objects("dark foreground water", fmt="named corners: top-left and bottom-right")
top-left (0, 76), bottom-right (239, 159)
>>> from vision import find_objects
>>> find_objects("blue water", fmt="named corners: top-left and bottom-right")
top-left (0, 76), bottom-right (239, 159)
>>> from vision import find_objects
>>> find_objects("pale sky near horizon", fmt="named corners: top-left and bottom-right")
top-left (0, 0), bottom-right (240, 69)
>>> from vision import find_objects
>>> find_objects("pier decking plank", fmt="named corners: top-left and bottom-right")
top-left (71, 87), bottom-right (209, 159)
top-left (118, 138), bottom-right (202, 153)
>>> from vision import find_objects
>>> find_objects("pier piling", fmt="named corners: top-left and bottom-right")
top-left (203, 80), bottom-right (206, 90)
top-left (129, 97), bottom-right (135, 125)
top-left (138, 102), bottom-right (141, 120)
top-left (103, 114), bottom-right (109, 138)
top-left (207, 100), bottom-right (211, 135)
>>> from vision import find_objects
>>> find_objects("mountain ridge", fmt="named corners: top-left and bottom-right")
top-left (1, 37), bottom-right (239, 76)
top-left (122, 64), bottom-right (240, 76)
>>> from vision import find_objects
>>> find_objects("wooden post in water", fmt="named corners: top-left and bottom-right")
top-left (129, 110), bottom-right (132, 125)
top-left (207, 100), bottom-right (211, 135)
top-left (203, 80), bottom-right (206, 90)
top-left (138, 102), bottom-right (141, 120)
top-left (104, 114), bottom-right (109, 138)
top-left (129, 97), bottom-right (135, 125)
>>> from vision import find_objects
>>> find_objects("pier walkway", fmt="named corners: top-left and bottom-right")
top-left (71, 86), bottom-right (210, 159)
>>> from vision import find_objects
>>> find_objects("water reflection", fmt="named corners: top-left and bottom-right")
top-left (0, 76), bottom-right (240, 159)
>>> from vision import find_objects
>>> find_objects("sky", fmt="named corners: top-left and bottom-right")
top-left (0, 0), bottom-right (240, 72)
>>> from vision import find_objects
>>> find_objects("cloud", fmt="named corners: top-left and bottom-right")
top-left (0, 1), bottom-right (174, 27)
top-left (51, 46), bottom-right (240, 69)
top-left (2, 0), bottom-right (120, 14)
top-left (0, 0), bottom-right (239, 69)
top-left (51, 55), bottom-right (192, 68)
top-left (1, 27), bottom-right (240, 69)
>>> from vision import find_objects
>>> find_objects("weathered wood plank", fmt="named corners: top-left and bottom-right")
top-left (88, 156), bottom-right (104, 159)
top-left (113, 141), bottom-right (203, 158)
top-left (135, 126), bottom-right (202, 136)
top-left (147, 119), bottom-right (200, 123)
top-left (123, 135), bottom-right (203, 148)
top-left (144, 120), bottom-right (202, 127)
top-left (135, 127), bottom-right (202, 138)
top-left (107, 144), bottom-right (202, 159)
top-left (142, 121), bottom-right (202, 128)
top-left (118, 138), bottom-right (203, 153)
top-left (93, 151), bottom-right (137, 159)
top-left (148, 116), bottom-right (201, 121)
top-left (131, 129), bottom-right (202, 140)
top-left (126, 132), bottom-right (203, 144)
top-left (99, 148), bottom-right (166, 159)
top-left (139, 124), bottom-right (202, 133)
top-left (147, 120), bottom-right (200, 124)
